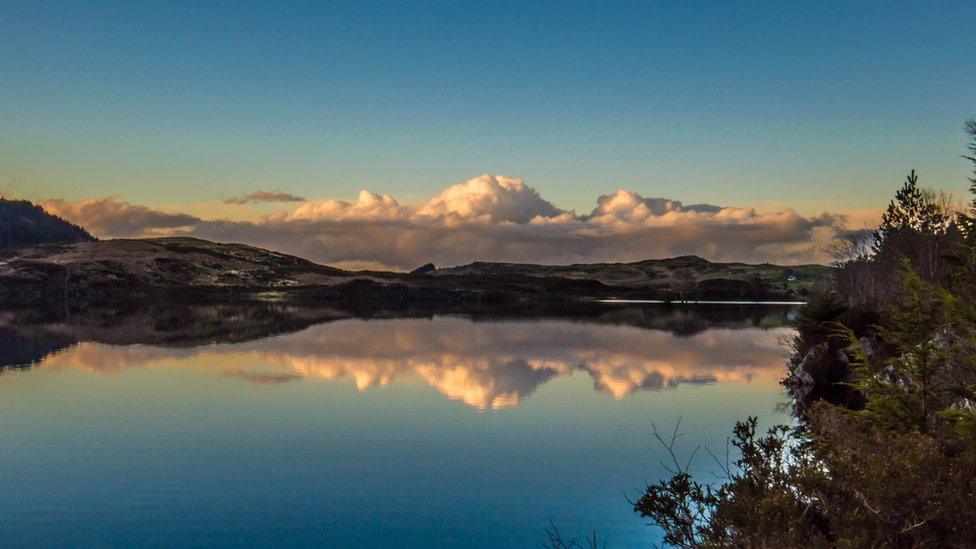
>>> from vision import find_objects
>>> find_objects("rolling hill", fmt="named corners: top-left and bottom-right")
top-left (0, 235), bottom-right (829, 308)
top-left (433, 255), bottom-right (828, 296)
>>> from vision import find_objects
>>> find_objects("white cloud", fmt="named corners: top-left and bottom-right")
top-left (40, 173), bottom-right (847, 268)
top-left (417, 174), bottom-right (563, 223)
top-left (590, 189), bottom-right (688, 219)
top-left (288, 190), bottom-right (408, 221)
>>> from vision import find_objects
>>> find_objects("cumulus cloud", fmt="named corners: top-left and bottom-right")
top-left (222, 189), bottom-right (306, 205)
top-left (39, 196), bottom-right (200, 238)
top-left (587, 190), bottom-right (722, 219)
top-left (42, 174), bottom-right (848, 268)
top-left (416, 174), bottom-right (563, 223)
top-left (288, 190), bottom-right (407, 221)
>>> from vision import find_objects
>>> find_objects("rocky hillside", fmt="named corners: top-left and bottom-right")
top-left (0, 199), bottom-right (95, 251)
top-left (0, 237), bottom-right (349, 303)
top-left (0, 237), bottom-right (828, 307)
top-left (433, 255), bottom-right (828, 297)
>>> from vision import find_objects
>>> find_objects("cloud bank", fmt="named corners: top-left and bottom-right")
top-left (40, 174), bottom-right (846, 269)
top-left (40, 196), bottom-right (201, 236)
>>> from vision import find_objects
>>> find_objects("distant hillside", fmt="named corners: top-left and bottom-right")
top-left (0, 237), bottom-right (605, 306)
top-left (0, 199), bottom-right (95, 251)
top-left (433, 255), bottom-right (829, 296)
top-left (0, 237), bottom-right (829, 307)
top-left (0, 237), bottom-right (348, 294)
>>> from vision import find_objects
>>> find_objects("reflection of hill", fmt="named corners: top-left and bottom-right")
top-left (465, 302), bottom-right (796, 336)
top-left (0, 302), bottom-right (347, 372)
top-left (1, 300), bottom-right (796, 356)
top-left (3, 303), bottom-right (796, 409)
top-left (7, 302), bottom-right (348, 347)
top-left (0, 323), bottom-right (74, 372)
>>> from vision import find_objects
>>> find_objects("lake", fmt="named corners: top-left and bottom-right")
top-left (0, 303), bottom-right (796, 547)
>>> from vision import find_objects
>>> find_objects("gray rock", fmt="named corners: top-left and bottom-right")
top-left (792, 344), bottom-right (825, 388)
top-left (950, 398), bottom-right (976, 413)
top-left (875, 363), bottom-right (911, 387)
top-left (858, 336), bottom-right (877, 362)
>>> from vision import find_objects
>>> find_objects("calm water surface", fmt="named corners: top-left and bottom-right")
top-left (0, 304), bottom-right (795, 547)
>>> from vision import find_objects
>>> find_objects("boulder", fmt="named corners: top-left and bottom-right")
top-left (858, 336), bottom-right (877, 363)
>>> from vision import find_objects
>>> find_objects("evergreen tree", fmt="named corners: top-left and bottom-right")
top-left (872, 170), bottom-right (948, 256)
top-left (966, 117), bottom-right (976, 209)
top-left (956, 117), bottom-right (976, 263)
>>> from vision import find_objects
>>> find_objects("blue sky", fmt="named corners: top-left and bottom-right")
top-left (2, 0), bottom-right (975, 215)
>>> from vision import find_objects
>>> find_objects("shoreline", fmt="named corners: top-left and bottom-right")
top-left (597, 299), bottom-right (806, 305)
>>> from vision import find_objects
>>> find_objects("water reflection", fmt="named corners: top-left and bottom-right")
top-left (0, 302), bottom-right (796, 548)
top-left (1, 303), bottom-right (794, 409)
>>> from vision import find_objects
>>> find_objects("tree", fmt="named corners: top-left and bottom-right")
top-left (872, 171), bottom-right (959, 283)
top-left (960, 117), bottom-right (976, 244)
top-left (632, 118), bottom-right (976, 547)
top-left (874, 170), bottom-right (947, 242)
top-left (828, 229), bottom-right (887, 307)
top-left (965, 117), bottom-right (976, 210)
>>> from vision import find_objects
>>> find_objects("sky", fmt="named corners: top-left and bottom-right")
top-left (2, 1), bottom-right (975, 268)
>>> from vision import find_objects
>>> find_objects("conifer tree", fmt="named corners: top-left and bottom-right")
top-left (873, 170), bottom-right (948, 256)
top-left (965, 117), bottom-right (976, 209)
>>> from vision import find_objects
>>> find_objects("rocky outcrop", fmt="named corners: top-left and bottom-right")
top-left (787, 341), bottom-right (866, 411)
top-left (410, 263), bottom-right (436, 275)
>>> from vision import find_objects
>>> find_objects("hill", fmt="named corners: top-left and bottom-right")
top-left (433, 255), bottom-right (828, 296)
top-left (0, 199), bottom-right (95, 250)
top-left (0, 237), bottom-right (828, 307)
top-left (0, 237), bottom-right (348, 300)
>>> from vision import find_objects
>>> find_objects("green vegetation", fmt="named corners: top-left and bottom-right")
top-left (635, 118), bottom-right (976, 546)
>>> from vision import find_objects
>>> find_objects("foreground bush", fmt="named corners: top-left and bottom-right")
top-left (635, 118), bottom-right (976, 546)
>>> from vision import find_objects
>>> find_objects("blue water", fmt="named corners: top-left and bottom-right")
top-left (0, 308), bottom-right (792, 547)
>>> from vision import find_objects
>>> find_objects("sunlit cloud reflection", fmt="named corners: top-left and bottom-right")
top-left (30, 317), bottom-right (790, 409)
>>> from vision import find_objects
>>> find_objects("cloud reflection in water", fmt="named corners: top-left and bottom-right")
top-left (29, 317), bottom-right (790, 409)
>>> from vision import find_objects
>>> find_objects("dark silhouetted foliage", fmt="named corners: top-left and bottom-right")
top-left (635, 117), bottom-right (976, 547)
top-left (0, 199), bottom-right (95, 251)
